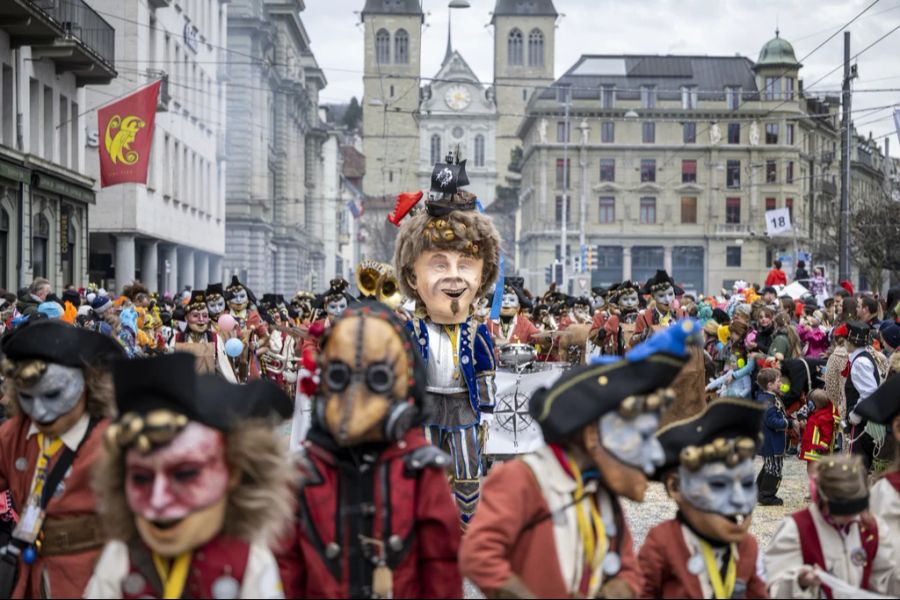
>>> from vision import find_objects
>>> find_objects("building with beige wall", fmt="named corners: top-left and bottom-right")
top-left (514, 33), bottom-right (841, 295)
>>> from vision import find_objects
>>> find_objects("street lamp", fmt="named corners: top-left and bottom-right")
top-left (445, 0), bottom-right (471, 63)
top-left (624, 109), bottom-right (639, 119)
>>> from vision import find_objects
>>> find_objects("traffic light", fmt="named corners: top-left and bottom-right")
top-left (573, 255), bottom-right (582, 273)
top-left (586, 246), bottom-right (596, 271)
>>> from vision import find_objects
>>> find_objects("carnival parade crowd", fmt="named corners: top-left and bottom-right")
top-left (0, 154), bottom-right (899, 599)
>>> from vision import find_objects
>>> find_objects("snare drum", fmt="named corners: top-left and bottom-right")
top-left (498, 343), bottom-right (537, 369)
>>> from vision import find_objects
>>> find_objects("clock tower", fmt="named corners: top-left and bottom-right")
top-left (418, 49), bottom-right (499, 206)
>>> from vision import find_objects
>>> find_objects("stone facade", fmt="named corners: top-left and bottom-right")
top-left (224, 0), bottom-right (327, 296)
top-left (516, 36), bottom-right (841, 295)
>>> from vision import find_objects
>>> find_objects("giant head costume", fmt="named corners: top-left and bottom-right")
top-left (642, 270), bottom-right (684, 313)
top-left (392, 152), bottom-right (501, 325)
top-left (1, 320), bottom-right (123, 435)
top-left (530, 321), bottom-right (699, 503)
top-left (100, 353), bottom-right (293, 560)
top-left (312, 303), bottom-right (428, 447)
top-left (656, 398), bottom-right (764, 545)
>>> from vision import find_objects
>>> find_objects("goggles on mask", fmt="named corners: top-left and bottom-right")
top-left (323, 361), bottom-right (396, 396)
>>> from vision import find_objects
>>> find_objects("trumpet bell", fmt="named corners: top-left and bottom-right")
top-left (356, 259), bottom-right (385, 298)
top-left (375, 270), bottom-right (403, 310)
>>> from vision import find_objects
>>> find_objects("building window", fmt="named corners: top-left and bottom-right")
top-left (640, 85), bottom-right (656, 109)
top-left (726, 246), bottom-right (742, 267)
top-left (765, 197), bottom-right (776, 211)
top-left (726, 160), bottom-right (740, 188)
top-left (726, 86), bottom-right (741, 110)
top-left (474, 134), bottom-right (485, 167)
top-left (639, 197), bottom-right (657, 224)
top-left (766, 160), bottom-right (777, 183)
top-left (528, 28), bottom-right (544, 67)
top-left (681, 86), bottom-right (697, 109)
top-left (640, 159), bottom-right (656, 183)
top-left (683, 121), bottom-right (696, 143)
top-left (725, 197), bottom-right (741, 224)
top-left (601, 121), bottom-right (614, 143)
top-left (681, 196), bottom-right (697, 223)
top-left (394, 29), bottom-right (409, 64)
top-left (555, 195), bottom-right (570, 225)
top-left (508, 29), bottom-right (523, 66)
top-left (786, 160), bottom-right (794, 183)
top-left (784, 77), bottom-right (794, 100)
top-left (430, 134), bottom-right (441, 165)
top-left (555, 158), bottom-right (570, 189)
top-left (599, 158), bottom-right (615, 182)
top-left (786, 123), bottom-right (795, 145)
top-left (32, 214), bottom-right (49, 279)
top-left (681, 160), bottom-right (697, 183)
top-left (642, 121), bottom-right (655, 143)
top-left (786, 197), bottom-right (793, 220)
top-left (375, 29), bottom-right (390, 64)
top-left (0, 208), bottom-right (8, 286)
top-left (557, 120), bottom-right (570, 143)
top-left (601, 85), bottom-right (615, 108)
top-left (764, 76), bottom-right (780, 100)
top-left (765, 123), bottom-right (778, 144)
top-left (599, 196), bottom-right (615, 223)
top-left (727, 123), bottom-right (740, 144)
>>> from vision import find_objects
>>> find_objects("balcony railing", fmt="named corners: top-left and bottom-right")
top-left (35, 0), bottom-right (115, 69)
top-left (715, 223), bottom-right (752, 237)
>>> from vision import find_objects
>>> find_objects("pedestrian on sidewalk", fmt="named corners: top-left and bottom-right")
top-left (757, 368), bottom-right (789, 506)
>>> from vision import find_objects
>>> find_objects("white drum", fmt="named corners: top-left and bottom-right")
top-left (498, 343), bottom-right (537, 369)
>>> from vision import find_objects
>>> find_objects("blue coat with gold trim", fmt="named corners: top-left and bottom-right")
top-left (407, 317), bottom-right (497, 419)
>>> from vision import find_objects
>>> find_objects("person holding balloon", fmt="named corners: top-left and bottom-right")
top-left (173, 290), bottom-right (239, 383)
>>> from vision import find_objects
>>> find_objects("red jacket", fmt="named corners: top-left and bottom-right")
top-left (765, 269), bottom-right (787, 287)
top-left (276, 428), bottom-right (462, 599)
top-left (800, 404), bottom-right (836, 462)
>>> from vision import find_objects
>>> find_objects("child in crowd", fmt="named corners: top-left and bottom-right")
top-left (799, 389), bottom-right (837, 477)
top-left (757, 367), bottom-right (790, 506)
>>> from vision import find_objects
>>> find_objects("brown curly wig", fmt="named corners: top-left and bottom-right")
top-left (393, 208), bottom-right (501, 306)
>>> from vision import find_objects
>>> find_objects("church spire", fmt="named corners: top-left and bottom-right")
top-left (443, 12), bottom-right (453, 66)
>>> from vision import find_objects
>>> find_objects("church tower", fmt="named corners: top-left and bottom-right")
top-left (361, 0), bottom-right (424, 198)
top-left (492, 0), bottom-right (557, 191)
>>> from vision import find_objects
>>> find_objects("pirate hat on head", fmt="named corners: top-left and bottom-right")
top-left (641, 270), bottom-right (684, 296)
top-left (206, 283), bottom-right (224, 299)
top-left (1, 319), bottom-right (125, 369)
top-left (503, 277), bottom-right (531, 309)
top-left (186, 290), bottom-right (207, 312)
top-left (845, 320), bottom-right (871, 346)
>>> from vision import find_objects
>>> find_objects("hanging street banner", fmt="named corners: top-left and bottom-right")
top-left (98, 80), bottom-right (162, 188)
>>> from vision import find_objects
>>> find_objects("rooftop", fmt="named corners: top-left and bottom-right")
top-left (361, 0), bottom-right (423, 17)
top-left (492, 0), bottom-right (557, 17)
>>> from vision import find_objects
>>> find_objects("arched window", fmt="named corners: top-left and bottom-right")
top-left (375, 29), bottom-right (390, 64)
top-left (528, 29), bottom-right (544, 67)
top-left (430, 134), bottom-right (442, 165)
top-left (394, 29), bottom-right (409, 64)
top-left (32, 214), bottom-right (50, 279)
top-left (474, 135), bottom-right (485, 167)
top-left (0, 208), bottom-right (8, 287)
top-left (508, 29), bottom-right (523, 66)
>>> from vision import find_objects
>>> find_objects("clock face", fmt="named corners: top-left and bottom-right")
top-left (445, 85), bottom-right (472, 111)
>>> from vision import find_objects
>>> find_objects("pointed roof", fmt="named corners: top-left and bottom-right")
top-left (433, 50), bottom-right (481, 84)
top-left (361, 0), bottom-right (423, 17)
top-left (492, 0), bottom-right (557, 22)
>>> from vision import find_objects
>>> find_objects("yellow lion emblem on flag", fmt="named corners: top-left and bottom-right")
top-left (104, 115), bottom-right (146, 165)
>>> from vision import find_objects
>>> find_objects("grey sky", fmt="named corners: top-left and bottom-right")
top-left (304, 0), bottom-right (900, 152)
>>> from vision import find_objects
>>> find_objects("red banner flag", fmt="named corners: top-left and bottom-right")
top-left (98, 80), bottom-right (161, 188)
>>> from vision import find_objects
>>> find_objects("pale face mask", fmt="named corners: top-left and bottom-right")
top-left (679, 459), bottom-right (757, 516)
top-left (592, 295), bottom-right (606, 310)
top-left (619, 292), bottom-right (639, 309)
top-left (206, 296), bottom-right (226, 316)
top-left (501, 292), bottom-right (519, 310)
top-left (653, 285), bottom-right (676, 309)
top-left (599, 411), bottom-right (665, 476)
top-left (17, 364), bottom-right (85, 425)
top-left (228, 289), bottom-right (248, 310)
top-left (326, 297), bottom-right (348, 319)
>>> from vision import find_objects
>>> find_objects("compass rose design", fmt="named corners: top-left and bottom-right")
top-left (493, 384), bottom-right (535, 439)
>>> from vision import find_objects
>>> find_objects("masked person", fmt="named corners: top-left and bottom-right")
top-left (0, 320), bottom-right (124, 598)
top-left (85, 353), bottom-right (293, 599)
top-left (258, 294), bottom-right (300, 396)
top-left (290, 291), bottom-right (317, 326)
top-left (276, 303), bottom-right (462, 598)
top-left (302, 279), bottom-right (355, 355)
top-left (588, 286), bottom-right (609, 347)
top-left (639, 398), bottom-right (769, 599)
top-left (634, 270), bottom-right (685, 346)
top-left (602, 281), bottom-right (642, 356)
top-left (174, 291), bottom-right (237, 383)
top-left (460, 322), bottom-right (696, 598)
top-left (205, 283), bottom-right (227, 322)
top-left (486, 277), bottom-right (540, 347)
top-left (765, 454), bottom-right (900, 598)
top-left (391, 151), bottom-right (501, 528)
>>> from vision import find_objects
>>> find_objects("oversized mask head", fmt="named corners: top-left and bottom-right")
top-left (653, 285), bottom-right (676, 310)
top-left (7, 361), bottom-right (86, 435)
top-left (228, 288), bottom-right (249, 312)
top-left (592, 293), bottom-right (606, 311)
top-left (186, 307), bottom-right (210, 334)
top-left (583, 391), bottom-right (673, 502)
top-left (124, 420), bottom-right (230, 557)
top-left (500, 291), bottom-right (520, 318)
top-left (318, 312), bottom-right (415, 446)
top-left (325, 295), bottom-right (348, 320)
top-left (206, 295), bottom-right (226, 318)
top-left (408, 250), bottom-right (484, 324)
top-left (618, 291), bottom-right (640, 311)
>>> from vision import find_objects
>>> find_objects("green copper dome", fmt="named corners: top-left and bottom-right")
top-left (756, 30), bottom-right (801, 68)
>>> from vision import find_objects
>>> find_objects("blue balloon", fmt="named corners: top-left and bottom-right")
top-left (23, 545), bottom-right (37, 565)
top-left (224, 338), bottom-right (244, 358)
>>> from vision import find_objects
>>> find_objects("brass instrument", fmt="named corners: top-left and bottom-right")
top-left (356, 259), bottom-right (386, 298)
top-left (375, 267), bottom-right (403, 310)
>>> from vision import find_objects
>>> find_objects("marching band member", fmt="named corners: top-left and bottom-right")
top-left (486, 277), bottom-right (540, 346)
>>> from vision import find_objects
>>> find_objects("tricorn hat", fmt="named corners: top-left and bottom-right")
top-left (186, 290), bottom-right (207, 313)
top-left (641, 269), bottom-right (685, 296)
top-left (206, 283), bottom-right (224, 299)
top-left (1, 319), bottom-right (125, 368)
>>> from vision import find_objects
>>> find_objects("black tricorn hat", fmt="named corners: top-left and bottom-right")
top-left (846, 320), bottom-right (871, 346)
top-left (186, 290), bottom-right (207, 312)
top-left (1, 319), bottom-right (125, 368)
top-left (641, 269), bottom-right (685, 296)
top-left (206, 283), bottom-right (224, 298)
top-left (529, 351), bottom-right (689, 444)
top-left (502, 278), bottom-right (532, 309)
top-left (655, 397), bottom-right (764, 475)
top-left (112, 353), bottom-right (292, 432)
top-left (854, 374), bottom-right (900, 425)
top-left (591, 286), bottom-right (608, 297)
top-left (226, 275), bottom-right (244, 292)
